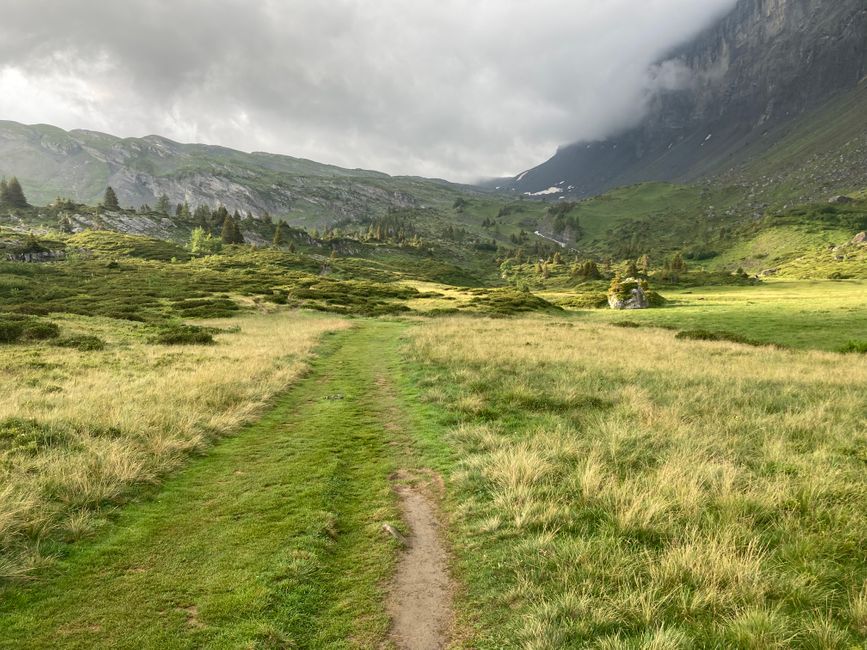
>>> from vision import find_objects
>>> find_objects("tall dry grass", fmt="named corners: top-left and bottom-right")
top-left (411, 317), bottom-right (867, 648)
top-left (0, 312), bottom-right (347, 579)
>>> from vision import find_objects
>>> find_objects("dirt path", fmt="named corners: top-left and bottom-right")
top-left (388, 481), bottom-right (453, 650)
top-left (0, 321), bottom-right (455, 649)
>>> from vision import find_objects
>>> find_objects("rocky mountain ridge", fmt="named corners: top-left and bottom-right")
top-left (504, 0), bottom-right (867, 198)
top-left (0, 121), bottom-right (465, 226)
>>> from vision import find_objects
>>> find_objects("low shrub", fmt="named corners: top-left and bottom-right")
top-left (172, 297), bottom-right (240, 319)
top-left (151, 324), bottom-right (215, 346)
top-left (676, 329), bottom-right (756, 345)
top-left (0, 316), bottom-right (60, 343)
top-left (21, 321), bottom-right (60, 341)
top-left (469, 289), bottom-right (562, 316)
top-left (612, 321), bottom-right (641, 328)
top-left (54, 335), bottom-right (106, 352)
top-left (0, 320), bottom-right (24, 343)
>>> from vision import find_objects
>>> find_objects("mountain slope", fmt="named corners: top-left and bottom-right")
top-left (0, 121), bottom-right (475, 226)
top-left (504, 0), bottom-right (867, 198)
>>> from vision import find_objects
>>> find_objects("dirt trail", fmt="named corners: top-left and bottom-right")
top-left (388, 482), bottom-right (453, 650)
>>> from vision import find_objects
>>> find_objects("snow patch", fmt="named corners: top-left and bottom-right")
top-left (524, 186), bottom-right (564, 197)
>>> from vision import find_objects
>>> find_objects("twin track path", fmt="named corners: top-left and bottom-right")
top-left (0, 321), bottom-right (452, 649)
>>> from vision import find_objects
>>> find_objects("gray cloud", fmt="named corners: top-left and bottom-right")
top-left (0, 0), bottom-right (737, 182)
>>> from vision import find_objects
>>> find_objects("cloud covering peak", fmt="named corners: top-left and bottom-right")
top-left (0, 0), bottom-right (737, 181)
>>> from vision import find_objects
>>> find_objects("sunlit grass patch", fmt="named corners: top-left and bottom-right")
top-left (0, 311), bottom-right (347, 579)
top-left (410, 316), bottom-right (867, 647)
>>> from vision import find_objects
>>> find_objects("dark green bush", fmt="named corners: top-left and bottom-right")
top-left (21, 321), bottom-right (60, 341)
top-left (54, 335), bottom-right (106, 352)
top-left (613, 321), bottom-right (641, 328)
top-left (151, 324), bottom-right (215, 346)
top-left (676, 329), bottom-right (755, 345)
top-left (0, 320), bottom-right (24, 343)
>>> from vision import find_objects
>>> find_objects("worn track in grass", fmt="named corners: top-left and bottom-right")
top-left (0, 320), bottom-right (452, 649)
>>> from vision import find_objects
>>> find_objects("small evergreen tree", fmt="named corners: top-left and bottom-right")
top-left (104, 186), bottom-right (120, 211)
top-left (2, 177), bottom-right (29, 208)
top-left (221, 215), bottom-right (236, 244)
top-left (272, 221), bottom-right (285, 247)
top-left (212, 206), bottom-right (230, 233)
top-left (232, 221), bottom-right (245, 244)
top-left (156, 194), bottom-right (171, 215)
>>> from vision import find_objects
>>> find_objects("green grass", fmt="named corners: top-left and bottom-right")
top-left (576, 279), bottom-right (867, 351)
top-left (408, 317), bottom-right (867, 648)
top-left (0, 322), bottom-right (421, 648)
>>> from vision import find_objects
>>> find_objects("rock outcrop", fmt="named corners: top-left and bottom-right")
top-left (608, 277), bottom-right (651, 310)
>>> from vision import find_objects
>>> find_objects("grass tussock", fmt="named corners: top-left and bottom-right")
top-left (410, 317), bottom-right (867, 647)
top-left (0, 312), bottom-right (347, 579)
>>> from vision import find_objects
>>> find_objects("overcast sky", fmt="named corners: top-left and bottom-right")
top-left (0, 0), bottom-right (737, 182)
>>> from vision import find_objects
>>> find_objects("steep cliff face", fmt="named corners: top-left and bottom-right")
top-left (506, 0), bottom-right (867, 197)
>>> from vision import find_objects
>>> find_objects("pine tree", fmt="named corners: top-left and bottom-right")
top-left (156, 194), bottom-right (171, 215)
top-left (3, 177), bottom-right (29, 208)
top-left (103, 186), bottom-right (120, 211)
top-left (221, 215), bottom-right (235, 244)
top-left (212, 206), bottom-right (229, 233)
top-left (232, 221), bottom-right (245, 244)
top-left (272, 221), bottom-right (285, 247)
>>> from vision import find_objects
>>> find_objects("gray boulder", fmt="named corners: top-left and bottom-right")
top-left (608, 278), bottom-right (650, 310)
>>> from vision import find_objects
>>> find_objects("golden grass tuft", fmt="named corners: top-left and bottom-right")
top-left (411, 316), bottom-right (867, 646)
top-left (0, 312), bottom-right (347, 579)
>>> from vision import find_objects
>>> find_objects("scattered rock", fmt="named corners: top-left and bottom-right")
top-left (760, 268), bottom-right (779, 276)
top-left (829, 195), bottom-right (855, 204)
top-left (851, 231), bottom-right (867, 245)
top-left (5, 249), bottom-right (68, 263)
top-left (608, 277), bottom-right (650, 310)
top-left (381, 523), bottom-right (408, 547)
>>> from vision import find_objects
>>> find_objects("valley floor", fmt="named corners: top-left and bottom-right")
top-left (1, 301), bottom-right (866, 648)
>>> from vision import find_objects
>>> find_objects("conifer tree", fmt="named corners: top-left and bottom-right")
top-left (156, 194), bottom-right (171, 215)
top-left (2, 177), bottom-right (29, 208)
top-left (232, 221), bottom-right (244, 244)
top-left (103, 186), bottom-right (120, 211)
top-left (212, 205), bottom-right (230, 232)
top-left (272, 221), bottom-right (285, 247)
top-left (221, 215), bottom-right (235, 244)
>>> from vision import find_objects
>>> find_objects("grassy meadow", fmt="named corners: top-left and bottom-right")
top-left (569, 279), bottom-right (867, 352)
top-left (0, 311), bottom-right (347, 580)
top-left (409, 316), bottom-right (867, 648)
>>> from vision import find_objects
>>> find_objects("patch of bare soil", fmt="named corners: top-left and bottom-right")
top-left (387, 479), bottom-right (453, 650)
